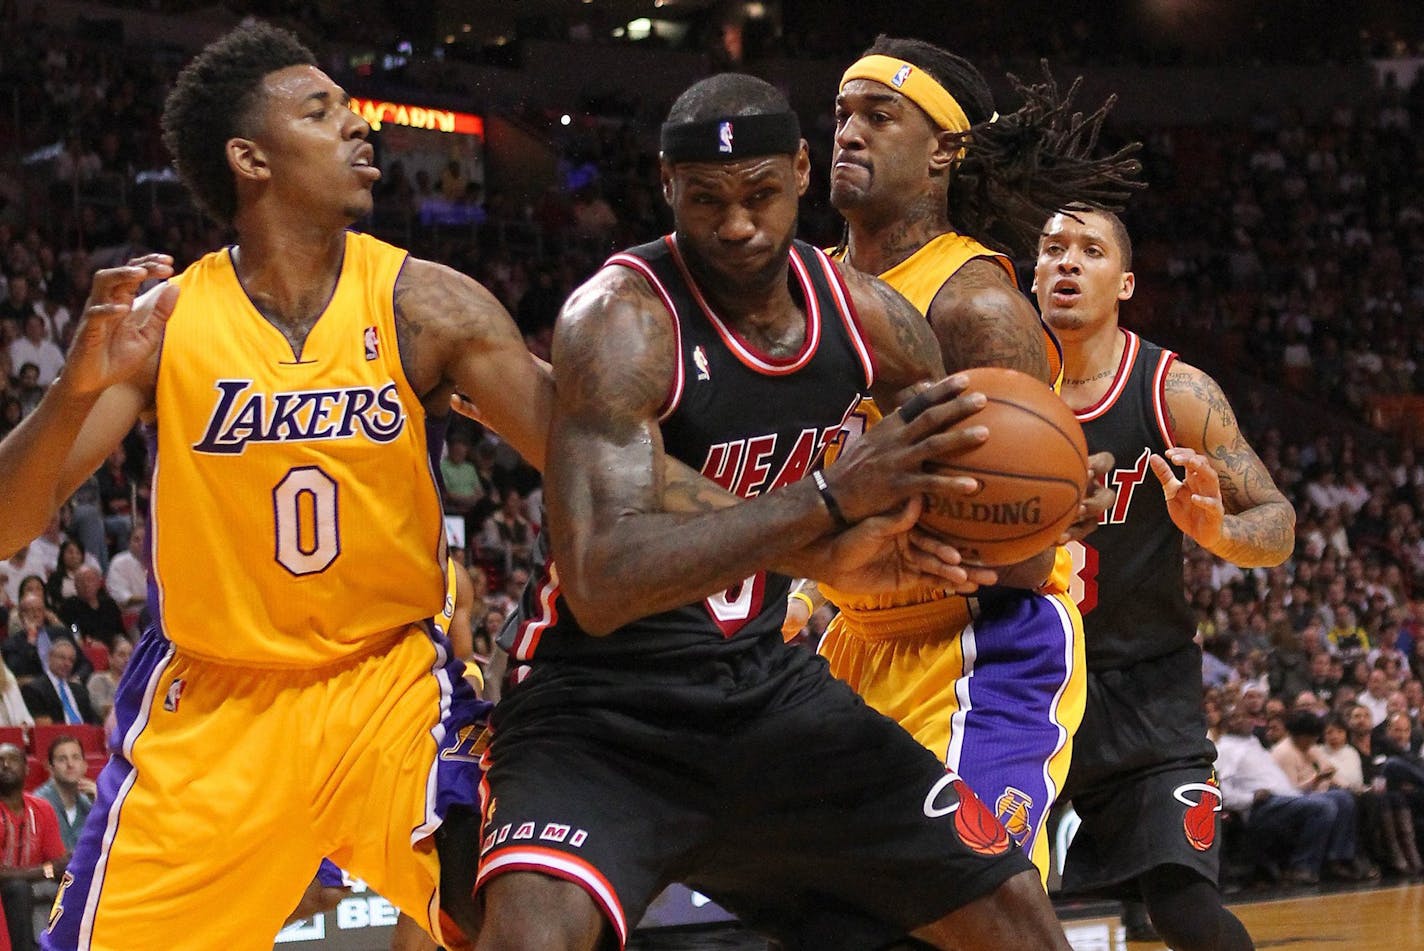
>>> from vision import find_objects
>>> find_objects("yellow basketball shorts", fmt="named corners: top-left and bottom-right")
top-left (819, 589), bottom-right (1085, 883)
top-left (43, 624), bottom-right (488, 950)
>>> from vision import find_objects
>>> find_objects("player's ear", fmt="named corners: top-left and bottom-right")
top-left (794, 140), bottom-right (811, 197)
top-left (929, 129), bottom-right (960, 173)
top-left (1118, 270), bottom-right (1135, 302)
top-left (228, 137), bottom-right (268, 183)
top-left (659, 159), bottom-right (675, 207)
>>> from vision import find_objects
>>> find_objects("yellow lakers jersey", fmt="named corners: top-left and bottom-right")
top-left (824, 231), bottom-right (1072, 611)
top-left (150, 231), bottom-right (445, 667)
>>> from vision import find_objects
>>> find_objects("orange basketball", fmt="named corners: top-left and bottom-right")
top-left (919, 366), bottom-right (1088, 566)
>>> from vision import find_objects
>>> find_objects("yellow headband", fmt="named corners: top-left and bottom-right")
top-left (840, 55), bottom-right (972, 134)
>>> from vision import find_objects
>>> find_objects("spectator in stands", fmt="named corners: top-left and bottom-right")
top-left (1268, 620), bottom-right (1314, 699)
top-left (59, 565), bottom-right (123, 651)
top-left (13, 364), bottom-right (42, 417)
top-left (32, 735), bottom-right (94, 852)
top-left (1361, 667), bottom-right (1398, 727)
top-left (1328, 709), bottom-right (1419, 877)
top-left (1, 592), bottom-right (65, 686)
top-left (1318, 714), bottom-right (1365, 792)
top-left (1328, 604), bottom-right (1372, 660)
top-left (0, 655), bottom-right (30, 733)
top-left (1215, 704), bottom-right (1362, 884)
top-left (24, 518), bottom-right (64, 584)
top-left (7, 313), bottom-right (62, 390)
top-left (0, 742), bottom-right (67, 950)
top-left (440, 432), bottom-right (484, 542)
top-left (1272, 711), bottom-right (1370, 878)
top-left (94, 445), bottom-right (134, 557)
top-left (10, 580), bottom-right (54, 633)
top-left (0, 395), bottom-right (19, 438)
top-left (20, 639), bottom-right (97, 726)
top-left (103, 525), bottom-right (146, 635)
top-left (0, 274), bottom-right (33, 329)
top-left (476, 488), bottom-right (535, 577)
top-left (1, 549), bottom-right (43, 615)
top-left (44, 540), bottom-right (92, 604)
top-left (85, 635), bottom-right (129, 725)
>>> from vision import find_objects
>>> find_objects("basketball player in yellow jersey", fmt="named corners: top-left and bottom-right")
top-left (787, 35), bottom-right (1141, 884)
top-left (0, 22), bottom-right (554, 951)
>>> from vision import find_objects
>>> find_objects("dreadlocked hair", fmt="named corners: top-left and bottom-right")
top-left (863, 36), bottom-right (1144, 257)
top-left (161, 22), bottom-right (317, 226)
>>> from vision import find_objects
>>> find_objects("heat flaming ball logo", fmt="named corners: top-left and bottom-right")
top-left (1174, 780), bottom-right (1223, 852)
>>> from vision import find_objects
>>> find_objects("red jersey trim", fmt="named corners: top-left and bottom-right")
top-left (1074, 329), bottom-right (1139, 422)
top-left (1153, 350), bottom-right (1178, 449)
top-left (816, 251), bottom-right (876, 391)
top-left (605, 253), bottom-right (686, 423)
top-left (666, 236), bottom-right (821, 376)
top-left (477, 846), bottom-right (629, 948)
top-left (510, 565), bottom-right (561, 661)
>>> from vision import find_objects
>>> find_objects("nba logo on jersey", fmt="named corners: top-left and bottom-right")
top-left (163, 678), bottom-right (185, 713)
top-left (363, 325), bottom-right (380, 361)
top-left (693, 345), bottom-right (711, 381)
top-left (718, 121), bottom-right (734, 154)
top-left (891, 64), bottom-right (913, 88)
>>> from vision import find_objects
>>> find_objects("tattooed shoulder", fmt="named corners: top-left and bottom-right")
top-left (394, 257), bottom-right (511, 391)
top-left (1163, 359), bottom-right (1238, 450)
top-left (555, 265), bottom-right (678, 423)
top-left (931, 259), bottom-right (1049, 381)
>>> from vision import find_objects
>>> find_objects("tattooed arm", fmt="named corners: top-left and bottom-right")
top-left (928, 258), bottom-right (1051, 384)
top-left (395, 258), bottom-right (553, 470)
top-left (1156, 360), bottom-right (1295, 567)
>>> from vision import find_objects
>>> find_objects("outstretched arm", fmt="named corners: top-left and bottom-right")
top-left (395, 258), bottom-right (554, 471)
top-left (1157, 360), bottom-right (1295, 567)
top-left (0, 256), bottom-right (174, 555)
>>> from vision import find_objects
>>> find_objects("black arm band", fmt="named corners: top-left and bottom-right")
top-left (660, 112), bottom-right (801, 163)
top-left (812, 470), bottom-right (851, 531)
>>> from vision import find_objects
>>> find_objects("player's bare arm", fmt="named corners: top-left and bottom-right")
top-left (394, 258), bottom-right (553, 470)
top-left (0, 256), bottom-right (174, 555)
top-left (836, 263), bottom-right (946, 400)
top-left (929, 258), bottom-right (1052, 383)
top-left (1156, 360), bottom-right (1295, 567)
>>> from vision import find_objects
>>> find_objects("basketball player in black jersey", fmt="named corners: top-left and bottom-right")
top-left (472, 74), bottom-right (1074, 951)
top-left (1034, 207), bottom-right (1296, 951)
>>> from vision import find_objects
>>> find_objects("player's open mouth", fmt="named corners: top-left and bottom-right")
top-left (1050, 279), bottom-right (1080, 304)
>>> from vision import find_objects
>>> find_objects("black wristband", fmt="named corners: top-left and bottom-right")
top-left (812, 470), bottom-right (851, 530)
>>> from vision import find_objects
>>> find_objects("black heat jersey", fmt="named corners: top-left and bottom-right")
top-left (1072, 330), bottom-right (1195, 671)
top-left (503, 234), bottom-right (874, 667)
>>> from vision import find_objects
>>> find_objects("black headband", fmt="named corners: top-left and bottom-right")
top-left (659, 112), bottom-right (801, 163)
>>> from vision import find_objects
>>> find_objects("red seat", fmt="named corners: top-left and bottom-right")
top-left (23, 755), bottom-right (47, 792)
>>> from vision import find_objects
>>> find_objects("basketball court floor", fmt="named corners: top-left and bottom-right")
top-left (628, 882), bottom-right (1424, 950)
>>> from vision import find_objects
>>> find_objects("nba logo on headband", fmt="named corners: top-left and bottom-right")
top-left (891, 64), bottom-right (913, 88)
top-left (717, 121), bottom-right (734, 154)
